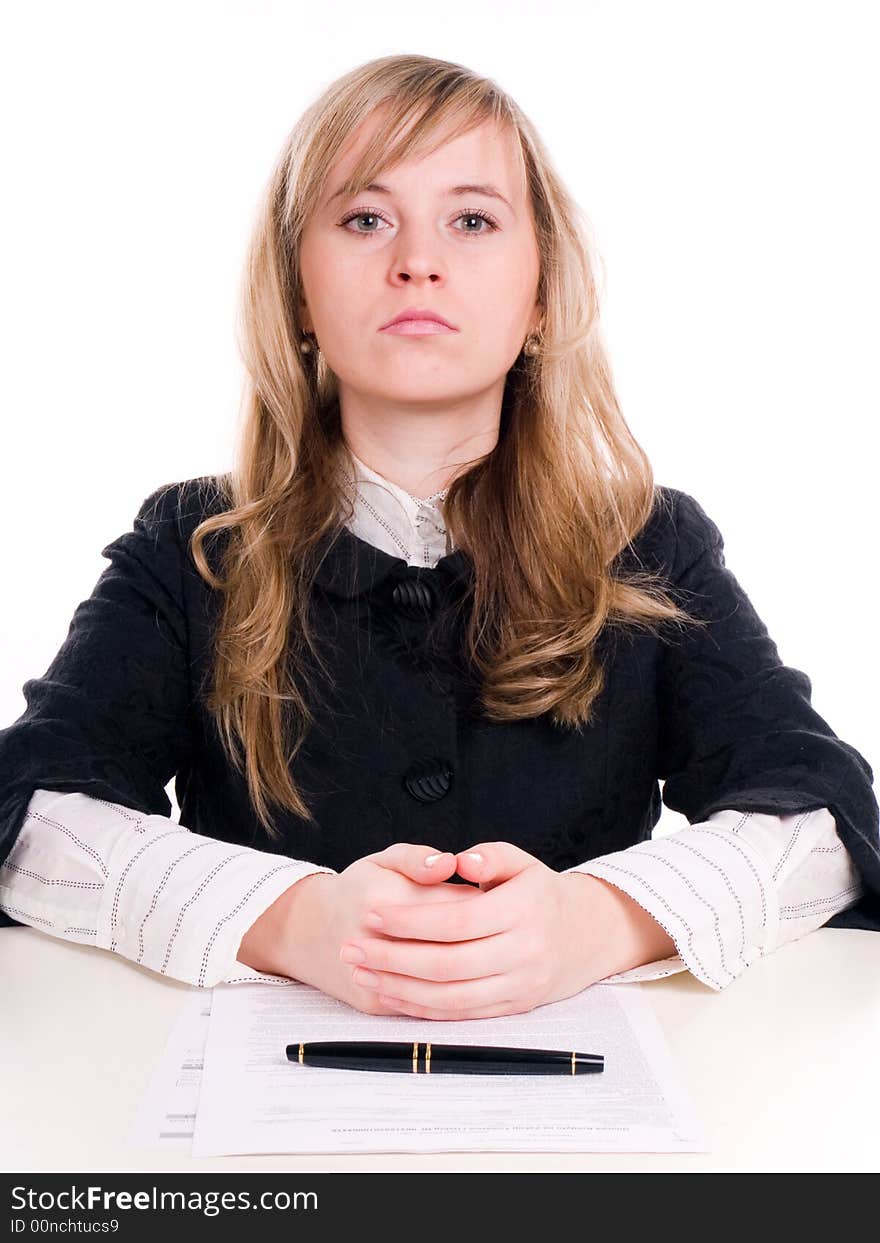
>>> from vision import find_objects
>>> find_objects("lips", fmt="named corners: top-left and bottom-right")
top-left (379, 307), bottom-right (458, 331)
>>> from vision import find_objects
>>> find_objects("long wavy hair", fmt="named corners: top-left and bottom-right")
top-left (187, 53), bottom-right (705, 841)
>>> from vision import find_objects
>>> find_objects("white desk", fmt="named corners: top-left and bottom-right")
top-left (2, 925), bottom-right (878, 1173)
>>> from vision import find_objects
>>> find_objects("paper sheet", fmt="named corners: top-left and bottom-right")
top-left (190, 982), bottom-right (707, 1156)
top-left (128, 988), bottom-right (211, 1151)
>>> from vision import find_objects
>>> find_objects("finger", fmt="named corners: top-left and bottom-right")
top-left (365, 886), bottom-right (509, 942)
top-left (378, 995), bottom-right (533, 1022)
top-left (454, 841), bottom-right (541, 891)
top-left (412, 884), bottom-right (482, 906)
top-left (371, 843), bottom-right (458, 885)
top-left (353, 879), bottom-right (475, 936)
top-left (341, 928), bottom-right (518, 982)
top-left (353, 968), bottom-right (511, 1013)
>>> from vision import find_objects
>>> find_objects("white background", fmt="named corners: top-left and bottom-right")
top-left (2, 0), bottom-right (877, 828)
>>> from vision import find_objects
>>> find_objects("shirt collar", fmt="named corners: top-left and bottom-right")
top-left (337, 447), bottom-right (454, 567)
top-left (313, 448), bottom-right (470, 599)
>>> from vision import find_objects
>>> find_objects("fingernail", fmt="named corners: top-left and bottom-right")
top-left (365, 911), bottom-right (383, 927)
top-left (465, 852), bottom-right (484, 865)
top-left (339, 944), bottom-right (366, 964)
top-left (423, 853), bottom-right (444, 867)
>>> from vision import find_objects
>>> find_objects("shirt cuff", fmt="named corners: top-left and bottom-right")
top-left (219, 865), bottom-right (339, 987)
top-left (564, 824), bottom-right (777, 992)
top-left (94, 820), bottom-right (337, 988)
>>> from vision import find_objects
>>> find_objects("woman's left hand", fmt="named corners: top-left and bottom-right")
top-left (337, 841), bottom-right (624, 1020)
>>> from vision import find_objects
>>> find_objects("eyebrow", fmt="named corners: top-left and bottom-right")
top-left (327, 182), bottom-right (512, 209)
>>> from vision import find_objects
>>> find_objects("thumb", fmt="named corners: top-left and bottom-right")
top-left (454, 841), bottom-right (540, 891)
top-left (372, 842), bottom-right (459, 886)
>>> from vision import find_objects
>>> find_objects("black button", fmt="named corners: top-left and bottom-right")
top-left (391, 578), bottom-right (436, 616)
top-left (402, 757), bottom-right (453, 803)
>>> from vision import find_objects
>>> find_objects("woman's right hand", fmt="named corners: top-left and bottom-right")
top-left (237, 843), bottom-right (475, 1014)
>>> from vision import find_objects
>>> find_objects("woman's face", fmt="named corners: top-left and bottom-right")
top-left (298, 112), bottom-right (542, 413)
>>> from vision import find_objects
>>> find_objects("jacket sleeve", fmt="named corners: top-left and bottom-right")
top-left (0, 481), bottom-right (196, 928)
top-left (656, 490), bottom-right (880, 932)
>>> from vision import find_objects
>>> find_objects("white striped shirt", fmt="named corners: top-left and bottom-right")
top-left (0, 452), bottom-right (864, 989)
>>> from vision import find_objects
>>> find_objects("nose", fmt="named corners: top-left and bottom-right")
top-left (387, 222), bottom-right (446, 285)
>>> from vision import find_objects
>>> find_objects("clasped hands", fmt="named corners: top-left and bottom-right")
top-left (330, 841), bottom-right (632, 1021)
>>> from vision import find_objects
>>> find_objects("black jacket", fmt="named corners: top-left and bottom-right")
top-left (1, 478), bottom-right (878, 931)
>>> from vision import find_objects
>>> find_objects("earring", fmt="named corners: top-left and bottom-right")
top-left (524, 333), bottom-right (541, 356)
top-left (300, 334), bottom-right (316, 354)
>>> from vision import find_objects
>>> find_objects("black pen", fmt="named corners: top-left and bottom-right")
top-left (285, 1040), bottom-right (604, 1075)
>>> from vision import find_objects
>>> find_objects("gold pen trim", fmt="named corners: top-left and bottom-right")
top-left (413, 1041), bottom-right (418, 1072)
top-left (426, 1042), bottom-right (431, 1073)
top-left (299, 1042), bottom-right (304, 1065)
top-left (571, 1050), bottom-right (575, 1075)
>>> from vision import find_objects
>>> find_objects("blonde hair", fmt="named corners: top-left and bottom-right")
top-left (188, 53), bottom-right (704, 841)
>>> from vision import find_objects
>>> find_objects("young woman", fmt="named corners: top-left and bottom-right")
top-left (1, 54), bottom-right (877, 1022)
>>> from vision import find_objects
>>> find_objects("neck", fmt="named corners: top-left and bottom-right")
top-left (338, 388), bottom-right (502, 499)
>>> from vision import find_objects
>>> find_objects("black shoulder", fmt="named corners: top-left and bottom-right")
top-left (662, 487), bottom-right (726, 583)
top-left (96, 476), bottom-right (232, 585)
top-left (623, 485), bottom-right (726, 582)
top-left (124, 475), bottom-right (231, 545)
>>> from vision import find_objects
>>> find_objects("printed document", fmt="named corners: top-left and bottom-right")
top-left (128, 987), bottom-right (210, 1151)
top-left (182, 981), bottom-right (706, 1156)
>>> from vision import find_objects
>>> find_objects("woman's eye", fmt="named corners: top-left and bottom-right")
top-left (453, 211), bottom-right (499, 234)
top-left (339, 211), bottom-right (389, 234)
top-left (338, 209), bottom-right (499, 236)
